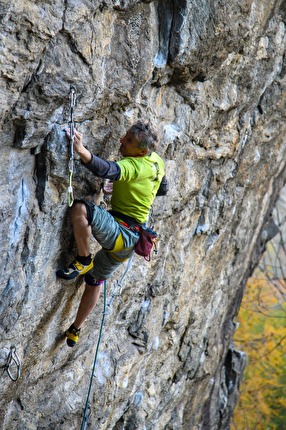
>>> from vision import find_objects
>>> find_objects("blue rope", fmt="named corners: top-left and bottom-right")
top-left (80, 280), bottom-right (107, 430)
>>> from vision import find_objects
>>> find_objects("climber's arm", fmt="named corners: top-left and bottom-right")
top-left (69, 128), bottom-right (91, 163)
top-left (83, 154), bottom-right (121, 180)
top-left (70, 128), bottom-right (120, 180)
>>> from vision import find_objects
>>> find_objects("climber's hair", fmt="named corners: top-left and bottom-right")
top-left (129, 120), bottom-right (158, 152)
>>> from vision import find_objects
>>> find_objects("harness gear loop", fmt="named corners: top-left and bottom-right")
top-left (67, 85), bottom-right (77, 207)
top-left (2, 345), bottom-right (21, 382)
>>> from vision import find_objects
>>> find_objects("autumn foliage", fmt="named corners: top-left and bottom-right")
top-left (231, 263), bottom-right (286, 429)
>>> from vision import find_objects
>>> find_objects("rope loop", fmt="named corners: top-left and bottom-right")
top-left (106, 254), bottom-right (134, 311)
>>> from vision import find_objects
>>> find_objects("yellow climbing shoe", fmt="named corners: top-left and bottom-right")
top-left (65, 324), bottom-right (80, 347)
top-left (56, 260), bottom-right (93, 280)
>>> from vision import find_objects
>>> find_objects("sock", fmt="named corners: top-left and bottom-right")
top-left (76, 254), bottom-right (92, 265)
top-left (71, 323), bottom-right (80, 332)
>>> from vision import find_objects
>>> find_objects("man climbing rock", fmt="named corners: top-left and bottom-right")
top-left (57, 120), bottom-right (168, 347)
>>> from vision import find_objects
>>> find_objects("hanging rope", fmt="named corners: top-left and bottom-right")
top-left (80, 280), bottom-right (107, 430)
top-left (80, 255), bottom-right (134, 429)
top-left (1, 345), bottom-right (21, 382)
top-left (67, 85), bottom-right (77, 207)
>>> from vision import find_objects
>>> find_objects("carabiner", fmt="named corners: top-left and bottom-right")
top-left (5, 346), bottom-right (21, 382)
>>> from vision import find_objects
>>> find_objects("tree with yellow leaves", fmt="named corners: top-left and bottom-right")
top-left (231, 195), bottom-right (286, 429)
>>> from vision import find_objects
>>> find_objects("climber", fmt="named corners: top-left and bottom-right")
top-left (56, 120), bottom-right (168, 347)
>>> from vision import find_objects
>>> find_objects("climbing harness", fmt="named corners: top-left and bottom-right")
top-left (67, 85), bottom-right (77, 207)
top-left (80, 256), bottom-right (134, 429)
top-left (1, 345), bottom-right (21, 382)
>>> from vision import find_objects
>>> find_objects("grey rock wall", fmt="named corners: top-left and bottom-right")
top-left (0, 0), bottom-right (286, 429)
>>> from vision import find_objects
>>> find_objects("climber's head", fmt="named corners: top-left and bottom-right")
top-left (119, 120), bottom-right (158, 157)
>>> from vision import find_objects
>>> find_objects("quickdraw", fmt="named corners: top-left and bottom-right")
top-left (2, 345), bottom-right (21, 382)
top-left (67, 85), bottom-right (77, 207)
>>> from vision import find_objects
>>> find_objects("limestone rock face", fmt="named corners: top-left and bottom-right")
top-left (1, 1), bottom-right (286, 429)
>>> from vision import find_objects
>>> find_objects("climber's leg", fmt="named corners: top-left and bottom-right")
top-left (56, 201), bottom-right (94, 280)
top-left (71, 201), bottom-right (92, 257)
top-left (74, 279), bottom-right (103, 328)
top-left (65, 278), bottom-right (103, 347)
top-left (56, 200), bottom-right (138, 282)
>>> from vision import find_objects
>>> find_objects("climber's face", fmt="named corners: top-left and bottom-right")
top-left (119, 131), bottom-right (148, 157)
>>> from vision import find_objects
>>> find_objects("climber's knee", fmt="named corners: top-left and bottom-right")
top-left (71, 199), bottom-right (93, 225)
